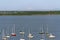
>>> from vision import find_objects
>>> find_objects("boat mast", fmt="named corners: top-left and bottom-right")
top-left (46, 24), bottom-right (49, 36)
top-left (39, 24), bottom-right (45, 40)
top-left (2, 29), bottom-right (7, 40)
top-left (5, 26), bottom-right (10, 38)
top-left (28, 27), bottom-right (33, 40)
top-left (14, 24), bottom-right (15, 33)
top-left (45, 24), bottom-right (49, 40)
top-left (20, 26), bottom-right (25, 39)
top-left (2, 29), bottom-right (5, 38)
top-left (11, 24), bottom-right (16, 36)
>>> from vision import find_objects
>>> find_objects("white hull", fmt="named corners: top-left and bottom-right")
top-left (20, 39), bottom-right (25, 40)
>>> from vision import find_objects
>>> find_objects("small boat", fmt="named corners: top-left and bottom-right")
top-left (40, 38), bottom-right (44, 40)
top-left (20, 27), bottom-right (25, 40)
top-left (48, 33), bottom-right (56, 38)
top-left (11, 24), bottom-right (16, 36)
top-left (46, 25), bottom-right (49, 34)
top-left (39, 25), bottom-right (44, 34)
top-left (5, 27), bottom-right (10, 38)
top-left (28, 33), bottom-right (33, 39)
top-left (28, 28), bottom-right (33, 39)
top-left (39, 24), bottom-right (45, 40)
top-left (20, 31), bottom-right (25, 35)
top-left (20, 39), bottom-right (25, 40)
top-left (45, 25), bottom-right (50, 37)
top-left (11, 33), bottom-right (16, 36)
top-left (2, 29), bottom-right (7, 40)
top-left (19, 27), bottom-right (25, 35)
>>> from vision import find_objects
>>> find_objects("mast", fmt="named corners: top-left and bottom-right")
top-left (39, 24), bottom-right (45, 40)
top-left (20, 26), bottom-right (25, 40)
top-left (44, 24), bottom-right (49, 40)
top-left (14, 24), bottom-right (15, 33)
top-left (28, 28), bottom-right (33, 40)
top-left (2, 29), bottom-right (5, 38)
top-left (46, 24), bottom-right (49, 37)
top-left (5, 26), bottom-right (10, 38)
top-left (11, 24), bottom-right (16, 36)
top-left (39, 24), bottom-right (44, 34)
top-left (2, 29), bottom-right (7, 40)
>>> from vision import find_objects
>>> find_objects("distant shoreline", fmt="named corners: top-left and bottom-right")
top-left (0, 11), bottom-right (60, 16)
top-left (0, 14), bottom-right (60, 16)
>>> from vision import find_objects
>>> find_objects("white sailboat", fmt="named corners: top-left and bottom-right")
top-left (48, 33), bottom-right (56, 40)
top-left (40, 39), bottom-right (44, 40)
top-left (45, 25), bottom-right (50, 37)
top-left (45, 25), bottom-right (56, 40)
top-left (2, 29), bottom-right (7, 40)
top-left (20, 39), bottom-right (25, 40)
top-left (28, 28), bottom-right (33, 40)
top-left (20, 27), bottom-right (25, 35)
top-left (20, 31), bottom-right (25, 35)
top-left (45, 24), bottom-right (50, 40)
top-left (5, 26), bottom-right (10, 38)
top-left (11, 24), bottom-right (16, 36)
top-left (20, 27), bottom-right (25, 40)
top-left (39, 25), bottom-right (44, 34)
top-left (28, 33), bottom-right (33, 39)
top-left (39, 24), bottom-right (45, 40)
top-left (48, 33), bottom-right (56, 39)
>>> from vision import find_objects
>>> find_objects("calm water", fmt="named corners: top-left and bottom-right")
top-left (0, 15), bottom-right (60, 40)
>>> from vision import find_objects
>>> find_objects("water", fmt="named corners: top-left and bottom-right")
top-left (0, 15), bottom-right (60, 40)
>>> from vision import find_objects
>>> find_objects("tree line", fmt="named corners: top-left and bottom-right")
top-left (0, 11), bottom-right (60, 15)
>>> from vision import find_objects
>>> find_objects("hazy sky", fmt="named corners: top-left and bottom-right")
top-left (0, 0), bottom-right (60, 11)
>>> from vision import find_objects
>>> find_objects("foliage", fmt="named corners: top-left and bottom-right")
top-left (0, 11), bottom-right (60, 15)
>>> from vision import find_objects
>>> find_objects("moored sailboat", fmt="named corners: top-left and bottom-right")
top-left (48, 33), bottom-right (56, 39)
top-left (39, 24), bottom-right (45, 40)
top-left (2, 29), bottom-right (7, 40)
top-left (11, 24), bottom-right (16, 36)
top-left (5, 26), bottom-right (10, 38)
top-left (20, 27), bottom-right (25, 40)
top-left (28, 28), bottom-right (33, 40)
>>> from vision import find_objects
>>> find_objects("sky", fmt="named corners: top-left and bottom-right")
top-left (0, 0), bottom-right (60, 11)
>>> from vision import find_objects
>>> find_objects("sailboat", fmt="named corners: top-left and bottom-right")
top-left (48, 33), bottom-right (56, 40)
top-left (20, 27), bottom-right (25, 35)
top-left (39, 24), bottom-right (45, 40)
top-left (48, 33), bottom-right (56, 39)
top-left (39, 25), bottom-right (45, 34)
top-left (45, 24), bottom-right (56, 39)
top-left (45, 24), bottom-right (50, 40)
top-left (2, 29), bottom-right (7, 40)
top-left (20, 27), bottom-right (25, 40)
top-left (5, 27), bottom-right (10, 38)
top-left (45, 25), bottom-right (50, 37)
top-left (28, 33), bottom-right (33, 39)
top-left (20, 39), bottom-right (25, 40)
top-left (28, 28), bottom-right (33, 39)
top-left (11, 24), bottom-right (16, 36)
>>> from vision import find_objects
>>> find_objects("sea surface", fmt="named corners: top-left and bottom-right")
top-left (0, 15), bottom-right (60, 40)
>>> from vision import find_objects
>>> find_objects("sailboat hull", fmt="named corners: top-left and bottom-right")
top-left (2, 37), bottom-right (7, 40)
top-left (11, 33), bottom-right (16, 36)
top-left (6, 36), bottom-right (10, 38)
top-left (20, 39), bottom-right (25, 40)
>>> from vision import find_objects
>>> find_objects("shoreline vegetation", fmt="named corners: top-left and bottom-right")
top-left (0, 11), bottom-right (60, 15)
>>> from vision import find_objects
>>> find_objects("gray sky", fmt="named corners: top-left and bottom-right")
top-left (0, 0), bottom-right (60, 11)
